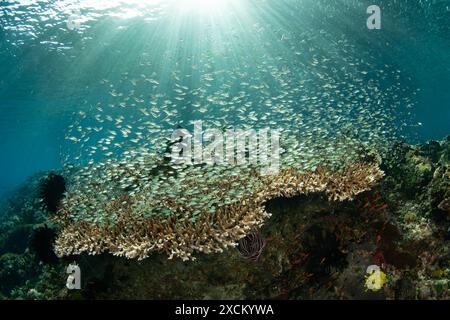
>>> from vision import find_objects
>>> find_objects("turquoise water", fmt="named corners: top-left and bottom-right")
top-left (0, 0), bottom-right (449, 196)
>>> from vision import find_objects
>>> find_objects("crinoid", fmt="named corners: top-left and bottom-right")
top-left (238, 232), bottom-right (266, 262)
top-left (39, 173), bottom-right (66, 213)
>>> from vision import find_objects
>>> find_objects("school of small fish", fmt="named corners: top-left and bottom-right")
top-left (48, 0), bottom-right (427, 225)
top-left (4, 0), bottom-right (441, 225)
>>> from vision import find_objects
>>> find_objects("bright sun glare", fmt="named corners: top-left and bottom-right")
top-left (177, 0), bottom-right (231, 13)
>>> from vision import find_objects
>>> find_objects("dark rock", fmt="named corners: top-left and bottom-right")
top-left (0, 224), bottom-right (33, 255)
top-left (395, 278), bottom-right (416, 299)
top-left (301, 224), bottom-right (347, 278)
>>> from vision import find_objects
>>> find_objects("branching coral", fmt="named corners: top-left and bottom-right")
top-left (53, 159), bottom-right (384, 261)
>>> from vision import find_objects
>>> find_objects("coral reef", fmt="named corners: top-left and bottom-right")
top-left (430, 164), bottom-right (450, 218)
top-left (0, 137), bottom-right (449, 300)
top-left (53, 162), bottom-right (384, 261)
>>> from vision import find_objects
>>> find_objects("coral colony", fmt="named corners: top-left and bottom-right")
top-left (53, 156), bottom-right (383, 261)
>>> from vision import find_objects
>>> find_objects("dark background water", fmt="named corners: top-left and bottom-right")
top-left (0, 0), bottom-right (449, 197)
